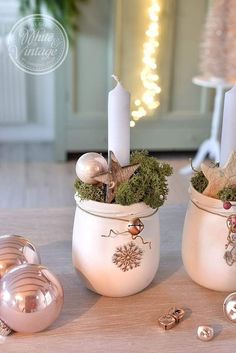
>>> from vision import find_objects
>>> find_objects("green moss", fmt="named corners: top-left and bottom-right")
top-left (115, 151), bottom-right (173, 209)
top-left (218, 185), bottom-right (236, 202)
top-left (74, 151), bottom-right (173, 209)
top-left (74, 179), bottom-right (105, 202)
top-left (115, 175), bottom-right (146, 206)
top-left (191, 171), bottom-right (208, 193)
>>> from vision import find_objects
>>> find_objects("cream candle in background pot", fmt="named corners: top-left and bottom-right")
top-left (108, 75), bottom-right (130, 166)
top-left (220, 86), bottom-right (236, 166)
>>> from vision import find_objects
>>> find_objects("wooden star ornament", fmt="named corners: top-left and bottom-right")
top-left (93, 152), bottom-right (140, 203)
top-left (201, 151), bottom-right (236, 198)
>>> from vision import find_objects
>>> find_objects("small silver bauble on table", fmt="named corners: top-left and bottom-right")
top-left (223, 292), bottom-right (236, 323)
top-left (0, 264), bottom-right (64, 335)
top-left (197, 325), bottom-right (214, 341)
top-left (0, 235), bottom-right (41, 279)
top-left (76, 152), bottom-right (108, 184)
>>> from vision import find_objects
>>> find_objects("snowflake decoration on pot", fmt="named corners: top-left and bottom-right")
top-left (112, 242), bottom-right (143, 272)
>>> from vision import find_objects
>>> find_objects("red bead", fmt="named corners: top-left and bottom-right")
top-left (223, 201), bottom-right (232, 210)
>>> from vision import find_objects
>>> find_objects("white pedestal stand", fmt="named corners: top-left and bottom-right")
top-left (180, 76), bottom-right (233, 175)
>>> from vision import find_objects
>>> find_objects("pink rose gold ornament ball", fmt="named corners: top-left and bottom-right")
top-left (0, 264), bottom-right (64, 334)
top-left (0, 235), bottom-right (41, 279)
top-left (75, 152), bottom-right (108, 184)
top-left (223, 292), bottom-right (236, 323)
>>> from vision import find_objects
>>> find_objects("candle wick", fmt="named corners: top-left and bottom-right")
top-left (111, 74), bottom-right (120, 84)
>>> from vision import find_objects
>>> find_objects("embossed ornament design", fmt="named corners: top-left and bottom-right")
top-left (224, 215), bottom-right (236, 266)
top-left (112, 242), bottom-right (143, 272)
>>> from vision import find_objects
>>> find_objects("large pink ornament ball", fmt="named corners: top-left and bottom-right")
top-left (76, 152), bottom-right (108, 184)
top-left (0, 264), bottom-right (64, 334)
top-left (0, 235), bottom-right (41, 279)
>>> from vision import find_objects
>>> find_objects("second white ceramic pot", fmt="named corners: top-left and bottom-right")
top-left (182, 185), bottom-right (236, 292)
top-left (72, 195), bottom-right (160, 297)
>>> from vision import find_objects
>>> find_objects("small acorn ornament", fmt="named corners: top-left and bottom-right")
top-left (0, 235), bottom-right (41, 279)
top-left (127, 218), bottom-right (144, 235)
top-left (0, 264), bottom-right (64, 335)
top-left (76, 152), bottom-right (108, 184)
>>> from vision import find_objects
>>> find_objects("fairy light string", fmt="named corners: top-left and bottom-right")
top-left (131, 0), bottom-right (161, 127)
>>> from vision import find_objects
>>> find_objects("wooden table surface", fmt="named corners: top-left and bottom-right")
top-left (0, 205), bottom-right (235, 353)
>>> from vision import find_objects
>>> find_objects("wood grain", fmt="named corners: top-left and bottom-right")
top-left (0, 205), bottom-right (234, 353)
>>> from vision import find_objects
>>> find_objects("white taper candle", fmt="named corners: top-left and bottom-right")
top-left (108, 75), bottom-right (130, 166)
top-left (220, 86), bottom-right (236, 166)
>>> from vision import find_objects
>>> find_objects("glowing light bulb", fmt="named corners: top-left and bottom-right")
top-left (130, 120), bottom-right (136, 128)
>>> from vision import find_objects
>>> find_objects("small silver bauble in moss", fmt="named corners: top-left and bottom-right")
top-left (223, 292), bottom-right (236, 323)
top-left (76, 152), bottom-right (108, 184)
top-left (127, 218), bottom-right (144, 236)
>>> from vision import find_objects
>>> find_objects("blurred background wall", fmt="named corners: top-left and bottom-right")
top-left (0, 0), bottom-right (55, 142)
top-left (0, 0), bottom-right (212, 160)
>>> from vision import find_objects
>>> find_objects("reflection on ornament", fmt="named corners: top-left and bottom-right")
top-left (0, 234), bottom-right (41, 279)
top-left (128, 218), bottom-right (144, 235)
top-left (0, 264), bottom-right (64, 335)
top-left (223, 292), bottom-right (236, 323)
top-left (76, 152), bottom-right (108, 184)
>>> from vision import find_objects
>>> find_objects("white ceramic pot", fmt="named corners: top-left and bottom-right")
top-left (72, 195), bottom-right (160, 297)
top-left (182, 184), bottom-right (236, 291)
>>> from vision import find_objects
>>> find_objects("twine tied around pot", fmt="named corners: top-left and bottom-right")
top-left (76, 204), bottom-right (158, 249)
